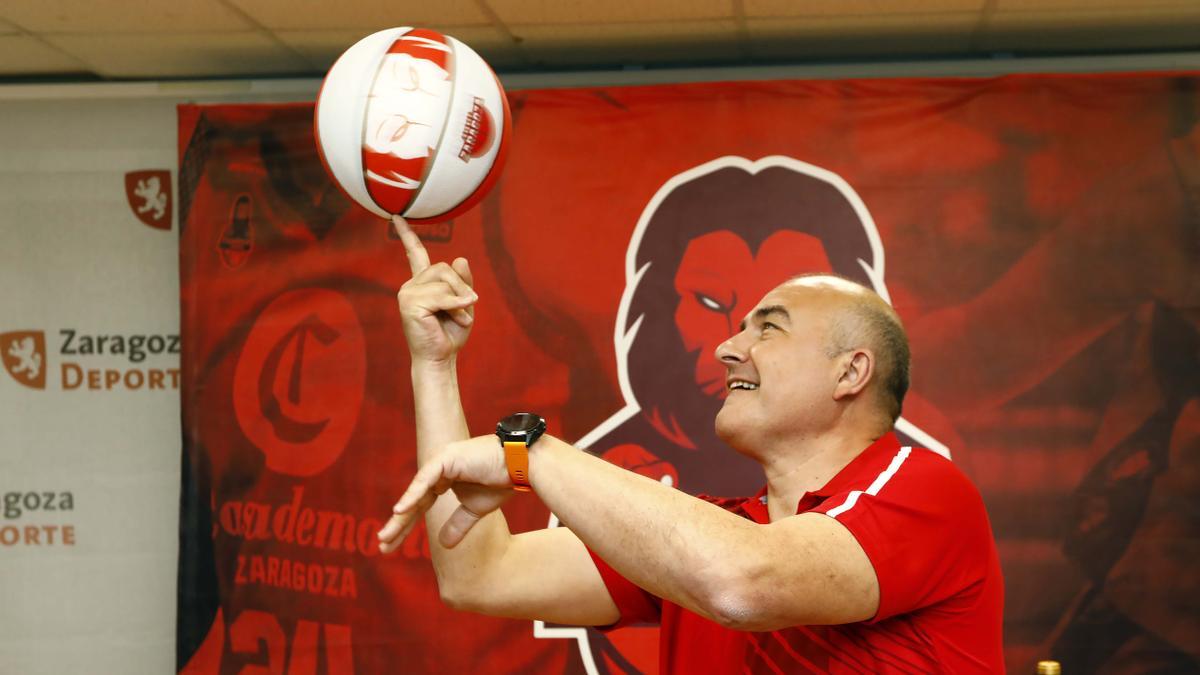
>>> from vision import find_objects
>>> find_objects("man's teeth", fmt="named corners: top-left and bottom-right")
top-left (730, 382), bottom-right (758, 391)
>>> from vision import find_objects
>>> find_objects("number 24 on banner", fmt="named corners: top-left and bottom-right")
top-left (184, 610), bottom-right (353, 674)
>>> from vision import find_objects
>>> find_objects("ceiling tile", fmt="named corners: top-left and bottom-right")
top-left (226, 0), bottom-right (490, 31)
top-left (1, 0), bottom-right (1195, 81)
top-left (277, 26), bottom-right (518, 71)
top-left (745, 0), bottom-right (985, 18)
top-left (0, 35), bottom-right (89, 73)
top-left (746, 14), bottom-right (977, 59)
top-left (512, 19), bottom-right (741, 43)
top-left (43, 32), bottom-right (311, 78)
top-left (490, 0), bottom-right (732, 25)
top-left (513, 20), bottom-right (741, 67)
top-left (1, 0), bottom-right (252, 33)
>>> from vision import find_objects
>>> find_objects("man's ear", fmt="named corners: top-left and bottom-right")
top-left (833, 350), bottom-right (873, 401)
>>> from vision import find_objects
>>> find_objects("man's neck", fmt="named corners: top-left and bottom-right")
top-left (760, 428), bottom-right (882, 522)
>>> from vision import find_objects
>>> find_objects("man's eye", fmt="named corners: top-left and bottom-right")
top-left (761, 322), bottom-right (778, 333)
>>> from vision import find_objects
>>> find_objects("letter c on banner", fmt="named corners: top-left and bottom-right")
top-left (232, 289), bottom-right (366, 477)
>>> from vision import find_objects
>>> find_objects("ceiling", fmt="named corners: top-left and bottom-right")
top-left (1, 0), bottom-right (1199, 82)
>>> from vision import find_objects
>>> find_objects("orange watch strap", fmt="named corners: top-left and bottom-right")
top-left (503, 441), bottom-right (532, 492)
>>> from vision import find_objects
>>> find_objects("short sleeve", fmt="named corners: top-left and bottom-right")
top-left (587, 548), bottom-right (662, 630)
top-left (813, 448), bottom-right (993, 622)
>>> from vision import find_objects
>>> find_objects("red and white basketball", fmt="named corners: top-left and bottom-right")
top-left (315, 27), bottom-right (511, 222)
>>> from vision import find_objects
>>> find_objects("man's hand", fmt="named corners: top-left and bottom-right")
top-left (378, 435), bottom-right (514, 552)
top-left (393, 215), bottom-right (477, 364)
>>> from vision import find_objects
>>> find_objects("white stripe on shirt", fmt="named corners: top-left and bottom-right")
top-left (825, 446), bottom-right (912, 518)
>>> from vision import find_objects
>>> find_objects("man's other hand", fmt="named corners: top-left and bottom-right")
top-left (393, 215), bottom-right (477, 364)
top-left (378, 435), bottom-right (514, 552)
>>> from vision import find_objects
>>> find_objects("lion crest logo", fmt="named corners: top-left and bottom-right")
top-left (1, 331), bottom-right (47, 390)
top-left (125, 170), bottom-right (172, 230)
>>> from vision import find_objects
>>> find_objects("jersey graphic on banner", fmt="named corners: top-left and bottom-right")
top-left (232, 288), bottom-right (367, 477)
top-left (540, 156), bottom-right (949, 675)
top-left (177, 103), bottom-right (581, 675)
top-left (125, 170), bottom-right (172, 230)
top-left (1, 330), bottom-right (46, 390)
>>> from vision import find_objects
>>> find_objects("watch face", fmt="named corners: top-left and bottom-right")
top-left (498, 412), bottom-right (542, 434)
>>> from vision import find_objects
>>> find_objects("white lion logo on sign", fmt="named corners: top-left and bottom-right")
top-left (7, 337), bottom-right (41, 380)
top-left (135, 176), bottom-right (168, 220)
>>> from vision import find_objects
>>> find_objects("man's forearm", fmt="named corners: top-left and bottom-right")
top-left (527, 435), bottom-right (759, 623)
top-left (411, 361), bottom-right (470, 461)
top-left (412, 361), bottom-right (512, 587)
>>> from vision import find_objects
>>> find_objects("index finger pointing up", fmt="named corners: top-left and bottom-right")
top-left (392, 215), bottom-right (431, 276)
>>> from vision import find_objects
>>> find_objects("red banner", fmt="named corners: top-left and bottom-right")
top-left (177, 73), bottom-right (1200, 674)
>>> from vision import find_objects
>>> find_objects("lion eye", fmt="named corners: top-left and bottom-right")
top-left (696, 293), bottom-right (724, 312)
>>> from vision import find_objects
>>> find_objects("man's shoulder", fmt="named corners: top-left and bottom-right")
top-left (826, 438), bottom-right (988, 518)
top-left (899, 445), bottom-right (980, 488)
top-left (881, 445), bottom-right (990, 521)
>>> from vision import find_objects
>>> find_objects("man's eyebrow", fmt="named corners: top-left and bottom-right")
top-left (738, 305), bottom-right (791, 332)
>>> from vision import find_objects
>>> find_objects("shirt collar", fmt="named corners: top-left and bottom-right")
top-left (806, 432), bottom-right (901, 500)
top-left (738, 432), bottom-right (903, 520)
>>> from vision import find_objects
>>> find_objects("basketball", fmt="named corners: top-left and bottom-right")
top-left (314, 27), bottom-right (511, 223)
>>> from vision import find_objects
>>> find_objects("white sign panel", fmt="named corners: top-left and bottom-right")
top-left (0, 95), bottom-right (181, 674)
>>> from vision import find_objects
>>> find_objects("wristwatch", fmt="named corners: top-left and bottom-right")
top-left (495, 412), bottom-right (546, 492)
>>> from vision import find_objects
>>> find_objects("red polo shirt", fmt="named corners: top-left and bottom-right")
top-left (589, 433), bottom-right (1005, 674)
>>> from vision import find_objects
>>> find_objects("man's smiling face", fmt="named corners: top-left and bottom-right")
top-left (713, 279), bottom-right (850, 455)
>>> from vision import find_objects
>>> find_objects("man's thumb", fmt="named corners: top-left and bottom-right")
top-left (439, 505), bottom-right (482, 548)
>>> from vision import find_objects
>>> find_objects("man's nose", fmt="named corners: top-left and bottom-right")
top-left (715, 334), bottom-right (748, 364)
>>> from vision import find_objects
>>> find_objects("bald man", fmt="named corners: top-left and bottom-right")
top-left (379, 217), bottom-right (1004, 674)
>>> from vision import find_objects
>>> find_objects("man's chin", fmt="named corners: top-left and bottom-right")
top-left (714, 408), bottom-right (743, 449)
